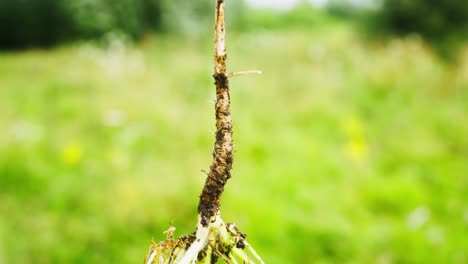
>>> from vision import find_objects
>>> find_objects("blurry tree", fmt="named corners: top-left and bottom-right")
top-left (326, 0), bottom-right (360, 19)
top-left (368, 0), bottom-right (468, 56)
top-left (0, 0), bottom-right (74, 49)
top-left (378, 0), bottom-right (468, 41)
top-left (65, 0), bottom-right (147, 39)
top-left (0, 0), bottom-right (244, 49)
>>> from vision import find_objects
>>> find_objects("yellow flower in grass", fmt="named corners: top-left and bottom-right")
top-left (62, 143), bottom-right (82, 165)
top-left (342, 116), bottom-right (368, 162)
top-left (346, 136), bottom-right (368, 162)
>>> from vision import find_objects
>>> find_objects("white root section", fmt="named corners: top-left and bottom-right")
top-left (145, 214), bottom-right (265, 264)
top-left (146, 248), bottom-right (157, 264)
top-left (178, 215), bottom-right (211, 264)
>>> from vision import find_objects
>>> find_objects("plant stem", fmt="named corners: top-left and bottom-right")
top-left (198, 0), bottom-right (233, 227)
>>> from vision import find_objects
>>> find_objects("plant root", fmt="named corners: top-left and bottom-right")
top-left (144, 214), bottom-right (265, 264)
top-left (145, 1), bottom-right (264, 263)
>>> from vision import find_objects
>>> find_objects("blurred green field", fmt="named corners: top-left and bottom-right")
top-left (1, 24), bottom-right (468, 263)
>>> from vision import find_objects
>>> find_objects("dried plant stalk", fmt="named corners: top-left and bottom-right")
top-left (144, 1), bottom-right (264, 263)
top-left (198, 0), bottom-right (233, 228)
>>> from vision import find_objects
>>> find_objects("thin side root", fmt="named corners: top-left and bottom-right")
top-left (226, 70), bottom-right (263, 78)
top-left (208, 241), bottom-right (232, 264)
top-left (244, 240), bottom-right (265, 264)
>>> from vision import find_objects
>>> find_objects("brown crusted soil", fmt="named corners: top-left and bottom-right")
top-left (198, 72), bottom-right (233, 227)
top-left (197, 0), bottom-right (233, 228)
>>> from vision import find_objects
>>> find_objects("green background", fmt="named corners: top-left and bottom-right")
top-left (1, 1), bottom-right (468, 263)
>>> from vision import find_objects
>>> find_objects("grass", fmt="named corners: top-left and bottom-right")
top-left (0, 24), bottom-right (468, 263)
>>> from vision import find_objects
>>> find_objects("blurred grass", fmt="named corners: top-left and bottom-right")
top-left (1, 24), bottom-right (468, 263)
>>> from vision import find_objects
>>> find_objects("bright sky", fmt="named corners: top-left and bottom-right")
top-left (246, 0), bottom-right (328, 9)
top-left (246, 0), bottom-right (370, 9)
